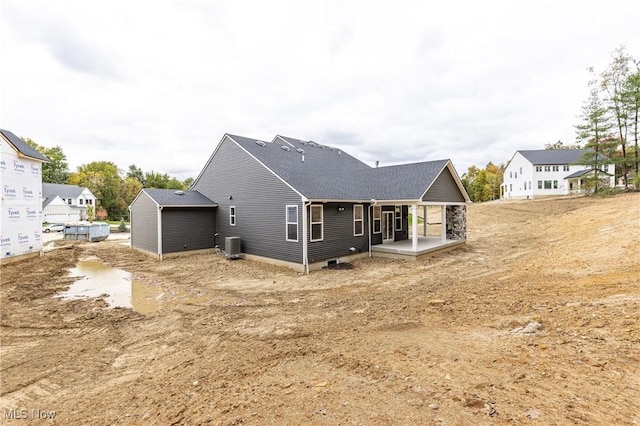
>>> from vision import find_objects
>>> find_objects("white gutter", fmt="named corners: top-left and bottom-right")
top-left (158, 206), bottom-right (163, 261)
top-left (368, 199), bottom-right (376, 257)
top-left (302, 197), bottom-right (310, 274)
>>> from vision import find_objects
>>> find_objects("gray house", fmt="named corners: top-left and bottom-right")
top-left (129, 189), bottom-right (217, 259)
top-left (130, 134), bottom-right (470, 271)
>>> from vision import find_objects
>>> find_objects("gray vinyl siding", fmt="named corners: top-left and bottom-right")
top-left (395, 205), bottom-right (409, 241)
top-left (423, 167), bottom-right (466, 202)
top-left (161, 208), bottom-right (216, 254)
top-left (131, 192), bottom-right (158, 254)
top-left (307, 202), bottom-right (369, 263)
top-left (192, 136), bottom-right (303, 263)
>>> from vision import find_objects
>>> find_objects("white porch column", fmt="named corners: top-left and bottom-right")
top-left (412, 204), bottom-right (418, 251)
top-left (423, 205), bottom-right (427, 236)
top-left (441, 205), bottom-right (447, 242)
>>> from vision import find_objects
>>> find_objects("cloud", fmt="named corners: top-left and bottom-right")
top-left (1, 0), bottom-right (639, 182)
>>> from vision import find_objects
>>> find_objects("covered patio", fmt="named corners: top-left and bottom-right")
top-left (370, 203), bottom-right (466, 260)
top-left (371, 235), bottom-right (465, 259)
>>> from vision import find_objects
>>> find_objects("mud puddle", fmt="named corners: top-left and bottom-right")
top-left (54, 256), bottom-right (205, 314)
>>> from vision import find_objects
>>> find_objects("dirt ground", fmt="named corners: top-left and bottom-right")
top-left (1, 193), bottom-right (638, 425)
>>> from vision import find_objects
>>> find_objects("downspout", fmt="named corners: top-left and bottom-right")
top-left (302, 197), bottom-right (310, 274)
top-left (158, 206), bottom-right (163, 261)
top-left (368, 199), bottom-right (377, 257)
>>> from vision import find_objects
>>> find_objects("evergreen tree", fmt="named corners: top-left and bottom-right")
top-left (575, 79), bottom-right (616, 193)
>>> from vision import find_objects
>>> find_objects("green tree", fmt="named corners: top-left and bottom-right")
top-left (183, 177), bottom-right (194, 188)
top-left (601, 46), bottom-right (634, 188)
top-left (143, 171), bottom-right (186, 190)
top-left (624, 67), bottom-right (640, 175)
top-left (461, 162), bottom-right (503, 202)
top-left (117, 177), bottom-right (143, 217)
top-left (24, 138), bottom-right (69, 183)
top-left (68, 161), bottom-right (123, 219)
top-left (544, 140), bottom-right (581, 150)
top-left (575, 78), bottom-right (616, 193)
top-left (126, 164), bottom-right (145, 184)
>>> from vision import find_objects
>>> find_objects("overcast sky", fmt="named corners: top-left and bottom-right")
top-left (2, 0), bottom-right (639, 180)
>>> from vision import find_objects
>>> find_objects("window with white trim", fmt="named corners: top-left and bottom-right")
top-left (536, 166), bottom-right (542, 172)
top-left (229, 206), bottom-right (236, 226)
top-left (395, 206), bottom-right (402, 231)
top-left (310, 205), bottom-right (323, 242)
top-left (373, 205), bottom-right (381, 234)
top-left (563, 165), bottom-right (570, 171)
top-left (286, 205), bottom-right (298, 241)
top-left (552, 165), bottom-right (559, 172)
top-left (353, 205), bottom-right (364, 236)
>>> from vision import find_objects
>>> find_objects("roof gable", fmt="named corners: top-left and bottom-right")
top-left (142, 188), bottom-right (217, 207)
top-left (228, 134), bottom-right (372, 200)
top-left (0, 129), bottom-right (49, 162)
top-left (196, 133), bottom-right (469, 202)
top-left (518, 149), bottom-right (585, 165)
top-left (42, 183), bottom-right (89, 198)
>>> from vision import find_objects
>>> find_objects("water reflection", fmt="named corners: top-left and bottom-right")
top-left (55, 256), bottom-right (163, 314)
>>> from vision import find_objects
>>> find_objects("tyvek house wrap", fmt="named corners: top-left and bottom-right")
top-left (1, 137), bottom-right (44, 260)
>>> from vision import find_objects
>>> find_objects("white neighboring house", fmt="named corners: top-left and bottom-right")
top-left (42, 183), bottom-right (97, 222)
top-left (1, 129), bottom-right (48, 264)
top-left (501, 149), bottom-right (615, 199)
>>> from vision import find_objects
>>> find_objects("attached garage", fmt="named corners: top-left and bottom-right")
top-left (129, 189), bottom-right (217, 260)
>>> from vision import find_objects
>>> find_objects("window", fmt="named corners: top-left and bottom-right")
top-left (524, 181), bottom-right (527, 190)
top-left (286, 205), bottom-right (298, 241)
top-left (87, 199), bottom-right (92, 205)
top-left (519, 167), bottom-right (523, 175)
top-left (79, 199), bottom-right (84, 205)
top-left (509, 184), bottom-right (512, 192)
top-left (67, 199), bottom-right (72, 205)
top-left (510, 171), bottom-right (512, 178)
top-left (536, 166), bottom-right (542, 172)
top-left (544, 166), bottom-right (551, 172)
top-left (394, 206), bottom-right (402, 231)
top-left (552, 166), bottom-right (559, 172)
top-left (602, 165), bottom-right (609, 172)
top-left (553, 180), bottom-right (558, 189)
top-left (354, 205), bottom-right (364, 236)
top-left (310, 205), bottom-right (323, 242)
top-left (544, 180), bottom-right (552, 189)
top-left (563, 165), bottom-right (570, 171)
top-left (538, 181), bottom-right (543, 189)
top-left (229, 206), bottom-right (236, 226)
top-left (373, 206), bottom-right (381, 234)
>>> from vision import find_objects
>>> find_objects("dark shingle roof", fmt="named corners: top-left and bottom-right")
top-left (228, 134), bottom-right (461, 201)
top-left (0, 129), bottom-right (49, 162)
top-left (143, 189), bottom-right (217, 207)
top-left (519, 149), bottom-right (585, 165)
top-left (42, 183), bottom-right (89, 198)
top-left (564, 168), bottom-right (612, 179)
top-left (365, 160), bottom-right (450, 200)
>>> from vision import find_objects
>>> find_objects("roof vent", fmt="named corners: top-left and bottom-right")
top-left (175, 190), bottom-right (185, 195)
top-left (296, 148), bottom-right (305, 154)
top-left (300, 141), bottom-right (307, 145)
top-left (308, 142), bottom-right (316, 147)
top-left (255, 140), bottom-right (266, 147)
top-left (280, 145), bottom-right (290, 151)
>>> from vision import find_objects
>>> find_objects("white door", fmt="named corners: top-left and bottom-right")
top-left (383, 211), bottom-right (394, 243)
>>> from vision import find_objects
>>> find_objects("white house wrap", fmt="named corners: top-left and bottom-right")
top-left (1, 129), bottom-right (48, 263)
